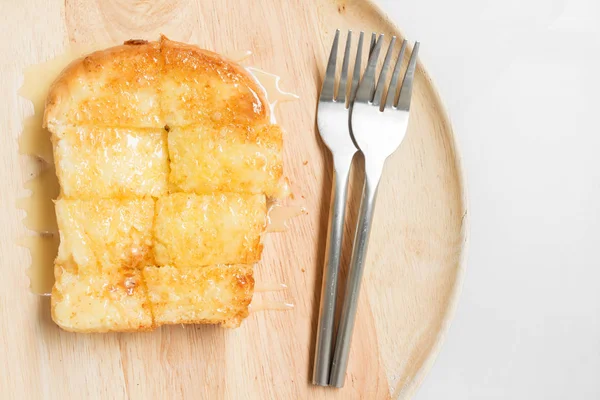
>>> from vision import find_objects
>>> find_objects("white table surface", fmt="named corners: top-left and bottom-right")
top-left (377, 0), bottom-right (600, 398)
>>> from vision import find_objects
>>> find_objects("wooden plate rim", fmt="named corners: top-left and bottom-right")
top-left (360, 0), bottom-right (470, 396)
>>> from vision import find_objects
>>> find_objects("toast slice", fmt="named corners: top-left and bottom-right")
top-left (144, 265), bottom-right (254, 328)
top-left (52, 264), bottom-right (153, 333)
top-left (55, 198), bottom-right (155, 274)
top-left (168, 124), bottom-right (283, 197)
top-left (153, 193), bottom-right (266, 267)
top-left (46, 37), bottom-right (287, 332)
top-left (53, 126), bottom-right (168, 199)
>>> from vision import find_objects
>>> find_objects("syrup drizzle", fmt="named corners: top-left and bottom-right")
top-left (254, 282), bottom-right (288, 292)
top-left (247, 67), bottom-right (299, 123)
top-left (249, 300), bottom-right (295, 312)
top-left (225, 50), bottom-right (253, 63)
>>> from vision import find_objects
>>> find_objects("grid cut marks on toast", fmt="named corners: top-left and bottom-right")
top-left (45, 37), bottom-right (282, 332)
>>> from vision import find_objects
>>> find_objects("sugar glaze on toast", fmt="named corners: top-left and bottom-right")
top-left (45, 36), bottom-right (287, 332)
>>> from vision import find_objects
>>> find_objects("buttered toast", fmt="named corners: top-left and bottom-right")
top-left (45, 36), bottom-right (286, 332)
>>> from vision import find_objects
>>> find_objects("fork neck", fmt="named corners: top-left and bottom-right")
top-left (332, 150), bottom-right (356, 170)
top-left (363, 157), bottom-right (385, 190)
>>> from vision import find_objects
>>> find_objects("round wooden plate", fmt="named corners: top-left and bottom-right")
top-left (5, 0), bottom-right (467, 398)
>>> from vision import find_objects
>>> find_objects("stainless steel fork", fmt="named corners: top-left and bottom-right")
top-left (312, 29), bottom-right (365, 386)
top-left (329, 35), bottom-right (420, 387)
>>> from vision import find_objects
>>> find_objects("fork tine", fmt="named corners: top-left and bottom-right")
top-left (337, 31), bottom-right (352, 103)
top-left (355, 33), bottom-right (384, 103)
top-left (372, 36), bottom-right (397, 107)
top-left (320, 30), bottom-right (340, 101)
top-left (366, 33), bottom-right (379, 98)
top-left (349, 32), bottom-right (364, 103)
top-left (368, 32), bottom-right (377, 56)
top-left (396, 41), bottom-right (420, 110)
top-left (385, 40), bottom-right (407, 109)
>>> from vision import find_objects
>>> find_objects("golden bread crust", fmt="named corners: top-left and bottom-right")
top-left (44, 40), bottom-right (163, 132)
top-left (160, 37), bottom-right (270, 128)
top-left (44, 36), bottom-right (271, 131)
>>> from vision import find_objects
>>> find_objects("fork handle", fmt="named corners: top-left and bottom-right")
top-left (312, 153), bottom-right (354, 386)
top-left (329, 159), bottom-right (384, 388)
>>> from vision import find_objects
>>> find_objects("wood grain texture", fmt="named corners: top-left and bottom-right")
top-left (2, 0), bottom-right (468, 398)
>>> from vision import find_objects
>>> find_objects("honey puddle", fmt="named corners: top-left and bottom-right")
top-left (17, 48), bottom-right (89, 295)
top-left (17, 235), bottom-right (59, 296)
top-left (266, 204), bottom-right (307, 232)
top-left (17, 167), bottom-right (59, 233)
top-left (19, 45), bottom-right (302, 299)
